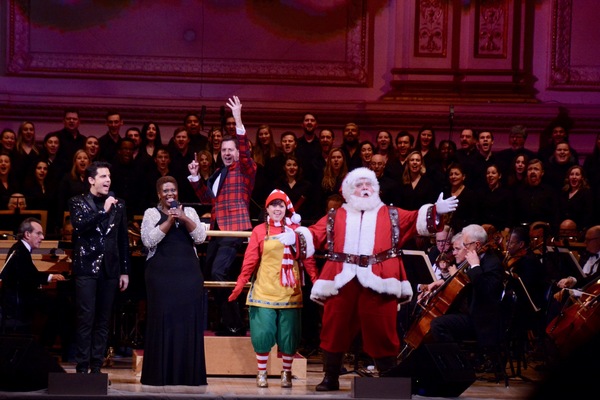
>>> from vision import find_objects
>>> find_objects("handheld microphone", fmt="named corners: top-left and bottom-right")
top-left (169, 200), bottom-right (180, 228)
top-left (107, 191), bottom-right (116, 211)
top-left (449, 104), bottom-right (454, 121)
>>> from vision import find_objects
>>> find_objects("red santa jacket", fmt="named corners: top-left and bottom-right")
top-left (297, 202), bottom-right (439, 303)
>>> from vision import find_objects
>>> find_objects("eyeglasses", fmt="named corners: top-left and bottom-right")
top-left (437, 240), bottom-right (449, 244)
top-left (463, 241), bottom-right (477, 248)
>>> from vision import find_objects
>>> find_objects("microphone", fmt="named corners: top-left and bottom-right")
top-left (169, 200), bottom-right (180, 228)
top-left (449, 104), bottom-right (454, 121)
top-left (107, 191), bottom-right (116, 211)
top-left (1, 233), bottom-right (18, 239)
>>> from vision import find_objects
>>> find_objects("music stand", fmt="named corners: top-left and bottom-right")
top-left (401, 250), bottom-right (436, 285)
top-left (544, 246), bottom-right (585, 283)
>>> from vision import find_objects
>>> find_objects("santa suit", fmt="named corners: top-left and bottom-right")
top-left (297, 201), bottom-right (439, 358)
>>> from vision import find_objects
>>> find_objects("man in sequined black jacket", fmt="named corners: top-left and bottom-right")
top-left (68, 161), bottom-right (130, 374)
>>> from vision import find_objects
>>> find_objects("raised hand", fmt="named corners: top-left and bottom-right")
top-left (435, 192), bottom-right (458, 215)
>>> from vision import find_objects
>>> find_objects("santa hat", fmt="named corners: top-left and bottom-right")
top-left (341, 167), bottom-right (380, 202)
top-left (265, 189), bottom-right (301, 225)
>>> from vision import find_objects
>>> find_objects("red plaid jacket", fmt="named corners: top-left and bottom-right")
top-left (189, 132), bottom-right (256, 232)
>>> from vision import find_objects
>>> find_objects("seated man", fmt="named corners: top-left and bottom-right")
top-left (427, 224), bottom-right (505, 352)
top-left (0, 217), bottom-right (65, 332)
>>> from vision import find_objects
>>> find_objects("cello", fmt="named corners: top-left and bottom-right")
top-left (398, 234), bottom-right (502, 361)
top-left (546, 278), bottom-right (600, 357)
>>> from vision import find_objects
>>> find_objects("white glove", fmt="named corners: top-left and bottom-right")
top-left (274, 226), bottom-right (296, 246)
top-left (202, 222), bottom-right (211, 232)
top-left (435, 192), bottom-right (458, 215)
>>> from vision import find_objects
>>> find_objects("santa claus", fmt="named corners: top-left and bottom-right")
top-left (278, 167), bottom-right (457, 391)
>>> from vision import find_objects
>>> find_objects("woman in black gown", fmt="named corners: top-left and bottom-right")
top-left (140, 175), bottom-right (208, 386)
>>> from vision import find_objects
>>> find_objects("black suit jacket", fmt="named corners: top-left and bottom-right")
top-left (0, 240), bottom-right (51, 318)
top-left (68, 193), bottom-right (130, 278)
top-left (465, 250), bottom-right (505, 347)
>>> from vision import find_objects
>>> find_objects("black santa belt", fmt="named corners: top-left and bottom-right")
top-left (326, 248), bottom-right (402, 268)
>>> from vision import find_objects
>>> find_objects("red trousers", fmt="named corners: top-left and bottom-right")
top-left (319, 277), bottom-right (399, 358)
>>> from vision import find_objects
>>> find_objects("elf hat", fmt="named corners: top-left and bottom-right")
top-left (265, 189), bottom-right (301, 224)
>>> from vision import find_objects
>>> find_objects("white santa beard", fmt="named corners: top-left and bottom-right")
top-left (346, 193), bottom-right (383, 212)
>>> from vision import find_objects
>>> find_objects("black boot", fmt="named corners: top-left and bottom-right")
top-left (316, 351), bottom-right (343, 391)
top-left (375, 356), bottom-right (397, 376)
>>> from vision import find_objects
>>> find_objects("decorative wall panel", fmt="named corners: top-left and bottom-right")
top-left (550, 0), bottom-right (600, 89)
top-left (475, 0), bottom-right (508, 58)
top-left (414, 0), bottom-right (448, 57)
top-left (6, 0), bottom-right (377, 86)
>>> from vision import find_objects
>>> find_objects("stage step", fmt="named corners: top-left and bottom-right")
top-left (133, 335), bottom-right (307, 378)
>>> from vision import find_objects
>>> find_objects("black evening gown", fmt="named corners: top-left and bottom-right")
top-left (141, 211), bottom-right (207, 386)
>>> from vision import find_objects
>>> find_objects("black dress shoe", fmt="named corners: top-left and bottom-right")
top-left (316, 374), bottom-right (339, 391)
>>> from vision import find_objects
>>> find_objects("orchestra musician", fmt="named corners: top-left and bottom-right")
top-left (502, 226), bottom-right (547, 344)
top-left (548, 225), bottom-right (600, 324)
top-left (428, 224), bottom-right (505, 353)
top-left (0, 217), bottom-right (65, 333)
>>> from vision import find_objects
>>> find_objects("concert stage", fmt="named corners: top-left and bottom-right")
top-left (0, 349), bottom-right (548, 400)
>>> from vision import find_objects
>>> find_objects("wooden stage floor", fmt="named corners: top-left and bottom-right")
top-left (1, 349), bottom-right (554, 400)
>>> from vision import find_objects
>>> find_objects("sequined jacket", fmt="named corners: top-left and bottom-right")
top-left (68, 193), bottom-right (130, 278)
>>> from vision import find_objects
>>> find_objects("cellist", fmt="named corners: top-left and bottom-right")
top-left (549, 225), bottom-right (600, 317)
top-left (427, 224), bottom-right (505, 352)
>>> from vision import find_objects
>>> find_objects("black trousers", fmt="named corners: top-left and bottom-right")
top-left (74, 274), bottom-right (119, 370)
top-left (206, 236), bottom-right (244, 331)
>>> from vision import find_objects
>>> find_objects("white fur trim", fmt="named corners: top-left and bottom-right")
top-left (416, 204), bottom-right (434, 236)
top-left (295, 226), bottom-right (314, 257)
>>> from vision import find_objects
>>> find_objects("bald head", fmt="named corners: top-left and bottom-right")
top-left (369, 154), bottom-right (386, 177)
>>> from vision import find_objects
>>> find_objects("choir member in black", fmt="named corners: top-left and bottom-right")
top-left (0, 152), bottom-right (21, 210)
top-left (495, 125), bottom-right (536, 182)
top-left (414, 124), bottom-right (441, 174)
top-left (358, 140), bottom-right (375, 169)
top-left (478, 164), bottom-right (514, 235)
top-left (368, 154), bottom-right (400, 206)
top-left (542, 141), bottom-right (577, 193)
top-left (505, 153), bottom-right (529, 192)
top-left (57, 149), bottom-right (90, 214)
top-left (455, 128), bottom-right (487, 191)
top-left (397, 151), bottom-right (437, 211)
top-left (443, 162), bottom-right (479, 234)
top-left (557, 165), bottom-right (593, 233)
top-left (384, 130), bottom-right (413, 181)
top-left (340, 123), bottom-right (362, 171)
top-left (513, 159), bottom-right (560, 236)
top-left (274, 155), bottom-right (316, 221)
